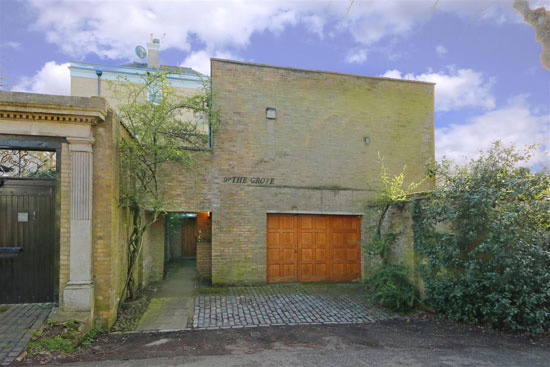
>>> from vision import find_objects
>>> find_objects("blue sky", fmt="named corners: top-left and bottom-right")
top-left (0, 0), bottom-right (549, 166)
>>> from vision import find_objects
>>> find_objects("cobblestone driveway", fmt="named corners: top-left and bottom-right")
top-left (192, 284), bottom-right (392, 330)
top-left (0, 303), bottom-right (53, 366)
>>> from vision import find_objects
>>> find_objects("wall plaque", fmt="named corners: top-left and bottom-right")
top-left (223, 176), bottom-right (275, 185)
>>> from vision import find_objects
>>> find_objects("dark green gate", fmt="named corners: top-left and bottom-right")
top-left (0, 178), bottom-right (57, 303)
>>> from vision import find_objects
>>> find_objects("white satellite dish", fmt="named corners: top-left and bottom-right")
top-left (135, 45), bottom-right (147, 59)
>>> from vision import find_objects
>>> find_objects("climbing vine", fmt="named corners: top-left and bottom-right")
top-left (363, 155), bottom-right (425, 312)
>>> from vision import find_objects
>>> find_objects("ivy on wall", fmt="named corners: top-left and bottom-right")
top-left (363, 155), bottom-right (425, 312)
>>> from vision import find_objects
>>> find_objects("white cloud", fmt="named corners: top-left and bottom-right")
top-left (436, 45), bottom-right (447, 58)
top-left (382, 67), bottom-right (496, 112)
top-left (181, 50), bottom-right (240, 76)
top-left (436, 96), bottom-right (550, 167)
top-left (12, 61), bottom-right (70, 95)
top-left (24, 0), bottom-right (526, 62)
top-left (0, 41), bottom-right (20, 49)
top-left (345, 49), bottom-right (367, 64)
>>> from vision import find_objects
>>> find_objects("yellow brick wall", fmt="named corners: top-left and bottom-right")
top-left (162, 59), bottom-right (435, 284)
top-left (56, 106), bottom-right (163, 328)
top-left (196, 212), bottom-right (212, 279)
top-left (90, 111), bottom-right (165, 327)
top-left (141, 214), bottom-right (165, 284)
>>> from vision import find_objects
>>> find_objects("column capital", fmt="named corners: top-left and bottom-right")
top-left (67, 137), bottom-right (95, 152)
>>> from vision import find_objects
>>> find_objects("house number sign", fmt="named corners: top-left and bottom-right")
top-left (223, 176), bottom-right (275, 185)
top-left (18, 212), bottom-right (29, 222)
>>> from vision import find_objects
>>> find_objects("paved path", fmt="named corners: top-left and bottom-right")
top-left (0, 303), bottom-right (53, 366)
top-left (136, 262), bottom-right (392, 332)
top-left (136, 263), bottom-right (195, 331)
top-left (192, 285), bottom-right (392, 330)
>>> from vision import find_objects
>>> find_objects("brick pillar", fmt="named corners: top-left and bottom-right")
top-left (63, 137), bottom-right (95, 318)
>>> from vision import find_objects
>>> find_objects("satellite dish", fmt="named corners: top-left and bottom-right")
top-left (135, 45), bottom-right (147, 59)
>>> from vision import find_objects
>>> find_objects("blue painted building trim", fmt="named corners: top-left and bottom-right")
top-left (69, 61), bottom-right (206, 89)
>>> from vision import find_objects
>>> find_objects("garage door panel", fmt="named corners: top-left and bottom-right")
top-left (300, 232), bottom-right (313, 244)
top-left (301, 248), bottom-right (313, 261)
top-left (332, 248), bottom-right (346, 260)
top-left (313, 216), bottom-right (328, 229)
top-left (315, 248), bottom-right (327, 260)
top-left (281, 232), bottom-right (295, 245)
top-left (301, 263), bottom-right (313, 278)
top-left (267, 233), bottom-right (279, 245)
top-left (267, 214), bottom-right (361, 283)
top-left (332, 263), bottom-right (345, 275)
top-left (267, 248), bottom-right (280, 261)
top-left (347, 248), bottom-right (360, 260)
top-left (315, 232), bottom-right (326, 244)
top-left (281, 248), bottom-right (295, 261)
top-left (300, 216), bottom-right (313, 229)
top-left (267, 215), bottom-right (280, 229)
top-left (280, 215), bottom-right (295, 229)
top-left (315, 264), bottom-right (327, 275)
top-left (267, 264), bottom-right (280, 277)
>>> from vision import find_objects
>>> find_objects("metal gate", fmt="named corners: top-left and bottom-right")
top-left (0, 178), bottom-right (57, 303)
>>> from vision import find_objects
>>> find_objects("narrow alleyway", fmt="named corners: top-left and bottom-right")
top-left (136, 261), bottom-right (195, 331)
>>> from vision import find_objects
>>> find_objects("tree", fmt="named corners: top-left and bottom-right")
top-left (112, 70), bottom-right (218, 301)
top-left (414, 142), bottom-right (550, 331)
top-left (0, 149), bottom-right (56, 178)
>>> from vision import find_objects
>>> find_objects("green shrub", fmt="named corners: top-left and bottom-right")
top-left (367, 264), bottom-right (418, 313)
top-left (414, 142), bottom-right (550, 332)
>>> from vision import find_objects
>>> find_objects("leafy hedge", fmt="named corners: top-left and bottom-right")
top-left (413, 143), bottom-right (550, 332)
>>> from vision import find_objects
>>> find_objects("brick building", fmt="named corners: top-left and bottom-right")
top-left (0, 56), bottom-right (434, 328)
top-left (167, 59), bottom-right (435, 284)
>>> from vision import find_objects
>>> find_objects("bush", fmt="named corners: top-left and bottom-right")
top-left (414, 142), bottom-right (550, 332)
top-left (367, 264), bottom-right (418, 313)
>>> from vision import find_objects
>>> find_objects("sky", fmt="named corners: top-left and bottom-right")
top-left (0, 0), bottom-right (549, 167)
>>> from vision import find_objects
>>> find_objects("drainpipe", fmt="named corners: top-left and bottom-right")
top-left (96, 70), bottom-right (103, 96)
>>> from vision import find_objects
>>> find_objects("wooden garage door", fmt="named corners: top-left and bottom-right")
top-left (267, 214), bottom-right (361, 283)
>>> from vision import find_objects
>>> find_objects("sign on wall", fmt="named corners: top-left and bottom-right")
top-left (222, 176), bottom-right (275, 185)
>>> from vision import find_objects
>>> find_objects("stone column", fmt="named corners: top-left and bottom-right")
top-left (63, 137), bottom-right (95, 317)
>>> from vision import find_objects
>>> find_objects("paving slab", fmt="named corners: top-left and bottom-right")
top-left (0, 303), bottom-right (53, 366)
top-left (136, 262), bottom-right (195, 331)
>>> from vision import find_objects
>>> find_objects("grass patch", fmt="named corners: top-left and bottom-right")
top-left (26, 320), bottom-right (97, 355)
top-left (0, 305), bottom-right (10, 314)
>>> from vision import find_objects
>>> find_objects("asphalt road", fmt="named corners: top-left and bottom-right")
top-left (17, 319), bottom-right (550, 366)
top-left (61, 343), bottom-right (550, 367)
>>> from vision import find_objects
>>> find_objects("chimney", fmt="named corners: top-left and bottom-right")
top-left (147, 34), bottom-right (160, 68)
